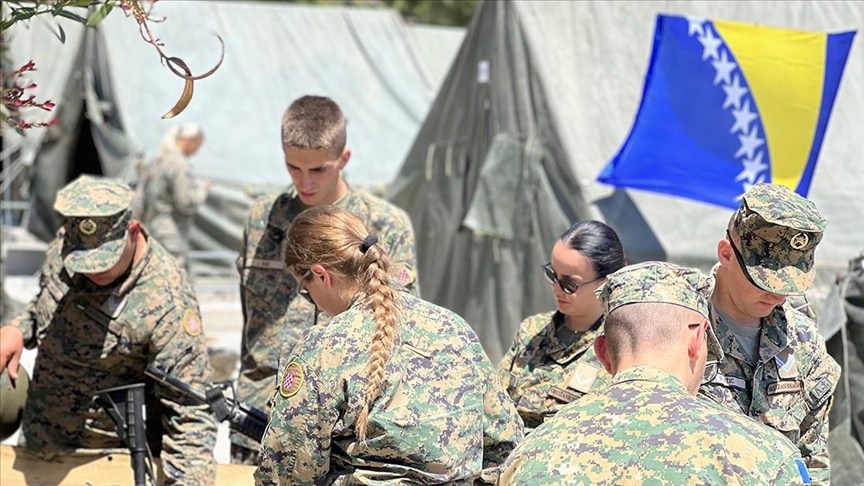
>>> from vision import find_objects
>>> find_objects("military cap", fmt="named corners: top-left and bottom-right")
top-left (596, 261), bottom-right (723, 360)
top-left (54, 175), bottom-right (133, 274)
top-left (733, 183), bottom-right (825, 296)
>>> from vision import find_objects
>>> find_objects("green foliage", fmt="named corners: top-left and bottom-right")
top-left (1, 0), bottom-right (114, 33)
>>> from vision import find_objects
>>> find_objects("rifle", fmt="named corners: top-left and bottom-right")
top-left (94, 383), bottom-right (156, 486)
top-left (145, 366), bottom-right (269, 443)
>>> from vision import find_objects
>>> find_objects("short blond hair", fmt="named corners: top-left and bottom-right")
top-left (281, 95), bottom-right (347, 156)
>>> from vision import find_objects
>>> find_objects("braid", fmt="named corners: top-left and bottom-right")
top-left (355, 245), bottom-right (401, 442)
top-left (283, 205), bottom-right (402, 443)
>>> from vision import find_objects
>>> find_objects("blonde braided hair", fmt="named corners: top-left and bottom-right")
top-left (284, 206), bottom-right (401, 442)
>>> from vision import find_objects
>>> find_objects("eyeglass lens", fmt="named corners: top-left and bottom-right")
top-left (543, 263), bottom-right (579, 294)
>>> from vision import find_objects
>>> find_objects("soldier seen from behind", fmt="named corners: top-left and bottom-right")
top-left (498, 220), bottom-right (625, 430)
top-left (0, 175), bottom-right (217, 485)
top-left (254, 206), bottom-right (523, 484)
top-left (499, 261), bottom-right (811, 485)
top-left (233, 95), bottom-right (419, 463)
top-left (700, 183), bottom-right (840, 485)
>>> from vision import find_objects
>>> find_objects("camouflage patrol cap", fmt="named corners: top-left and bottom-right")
top-left (596, 261), bottom-right (722, 359)
top-left (733, 183), bottom-right (825, 296)
top-left (54, 175), bottom-right (133, 274)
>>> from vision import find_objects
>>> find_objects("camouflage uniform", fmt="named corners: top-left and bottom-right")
top-left (699, 183), bottom-right (840, 485)
top-left (136, 148), bottom-right (209, 269)
top-left (233, 186), bottom-right (419, 455)
top-left (255, 292), bottom-right (524, 485)
top-left (498, 311), bottom-right (608, 429)
top-left (2, 176), bottom-right (217, 485)
top-left (500, 261), bottom-right (810, 485)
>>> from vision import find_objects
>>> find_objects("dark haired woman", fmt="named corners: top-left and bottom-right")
top-left (498, 220), bottom-right (626, 430)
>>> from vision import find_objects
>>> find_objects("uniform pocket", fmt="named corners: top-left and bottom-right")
top-left (761, 389), bottom-right (807, 435)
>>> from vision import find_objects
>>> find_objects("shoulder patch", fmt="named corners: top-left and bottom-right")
top-left (279, 360), bottom-right (305, 398)
top-left (182, 309), bottom-right (203, 337)
top-left (794, 457), bottom-right (811, 484)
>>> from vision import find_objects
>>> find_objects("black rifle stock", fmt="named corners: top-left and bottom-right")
top-left (94, 383), bottom-right (155, 486)
top-left (145, 366), bottom-right (269, 443)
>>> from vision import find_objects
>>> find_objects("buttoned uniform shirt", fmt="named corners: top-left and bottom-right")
top-left (2, 232), bottom-right (217, 486)
top-left (255, 292), bottom-right (524, 485)
top-left (234, 186), bottom-right (419, 452)
top-left (137, 148), bottom-right (208, 265)
top-left (498, 311), bottom-right (608, 430)
top-left (700, 300), bottom-right (840, 486)
top-left (500, 366), bottom-right (810, 485)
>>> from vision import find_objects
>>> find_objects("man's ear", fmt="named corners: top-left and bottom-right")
top-left (688, 320), bottom-right (707, 363)
top-left (338, 149), bottom-right (351, 169)
top-left (594, 336), bottom-right (614, 375)
top-left (717, 237), bottom-right (735, 267)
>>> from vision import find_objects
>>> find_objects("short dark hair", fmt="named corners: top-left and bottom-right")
top-left (281, 95), bottom-right (347, 156)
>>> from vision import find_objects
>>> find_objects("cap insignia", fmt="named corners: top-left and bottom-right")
top-left (79, 218), bottom-right (98, 235)
top-left (790, 232), bottom-right (809, 250)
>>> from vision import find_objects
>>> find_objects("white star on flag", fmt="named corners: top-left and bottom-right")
top-left (730, 100), bottom-right (758, 134)
top-left (686, 16), bottom-right (706, 36)
top-left (735, 151), bottom-right (769, 183)
top-left (722, 75), bottom-right (748, 110)
top-left (711, 50), bottom-right (736, 86)
top-left (735, 125), bottom-right (765, 159)
top-left (698, 28), bottom-right (722, 61)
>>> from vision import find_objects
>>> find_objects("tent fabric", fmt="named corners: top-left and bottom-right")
top-left (2, 1), bottom-right (463, 257)
top-left (388, 0), bottom-right (864, 362)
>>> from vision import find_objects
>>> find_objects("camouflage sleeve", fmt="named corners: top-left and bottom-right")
top-left (477, 345), bottom-right (524, 470)
top-left (797, 344), bottom-right (840, 485)
top-left (255, 358), bottom-right (339, 485)
top-left (381, 207), bottom-right (420, 297)
top-left (770, 454), bottom-right (813, 486)
top-left (3, 237), bottom-right (65, 347)
top-left (497, 318), bottom-right (532, 391)
top-left (149, 306), bottom-right (218, 486)
top-left (166, 156), bottom-right (208, 216)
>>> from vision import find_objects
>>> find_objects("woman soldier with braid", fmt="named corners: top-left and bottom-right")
top-left (254, 206), bottom-right (524, 485)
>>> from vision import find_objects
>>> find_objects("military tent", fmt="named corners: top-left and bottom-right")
top-left (1, 0), bottom-right (463, 271)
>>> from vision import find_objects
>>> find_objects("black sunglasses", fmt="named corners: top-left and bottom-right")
top-left (542, 263), bottom-right (603, 295)
top-left (297, 269), bottom-right (315, 306)
top-left (726, 230), bottom-right (761, 289)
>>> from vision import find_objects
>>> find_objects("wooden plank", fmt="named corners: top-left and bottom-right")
top-left (0, 445), bottom-right (254, 485)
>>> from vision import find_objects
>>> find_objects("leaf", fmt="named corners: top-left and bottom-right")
top-left (68, 0), bottom-right (97, 6)
top-left (56, 9), bottom-right (89, 25)
top-left (10, 7), bottom-right (37, 22)
top-left (54, 23), bottom-right (67, 43)
top-left (86, 0), bottom-right (115, 27)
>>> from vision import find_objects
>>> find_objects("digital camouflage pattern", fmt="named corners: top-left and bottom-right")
top-left (498, 311), bottom-right (608, 430)
top-left (255, 292), bottom-right (523, 485)
top-left (700, 301), bottom-right (840, 485)
top-left (734, 183), bottom-right (825, 296)
top-left (500, 366), bottom-right (809, 485)
top-left (135, 149), bottom-right (209, 269)
top-left (2, 176), bottom-right (217, 485)
top-left (234, 186), bottom-right (419, 454)
top-left (54, 175), bottom-right (133, 274)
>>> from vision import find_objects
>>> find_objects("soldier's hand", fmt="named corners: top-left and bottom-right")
top-left (0, 326), bottom-right (24, 380)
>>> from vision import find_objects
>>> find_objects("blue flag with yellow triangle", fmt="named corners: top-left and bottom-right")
top-left (598, 14), bottom-right (856, 209)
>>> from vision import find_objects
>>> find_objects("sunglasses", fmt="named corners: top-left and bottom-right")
top-left (297, 269), bottom-right (315, 306)
top-left (542, 263), bottom-right (603, 295)
top-left (726, 230), bottom-right (761, 289)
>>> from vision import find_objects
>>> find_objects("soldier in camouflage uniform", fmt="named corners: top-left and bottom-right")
top-left (134, 122), bottom-right (210, 271)
top-left (498, 220), bottom-right (625, 429)
top-left (233, 95), bottom-right (419, 462)
top-left (0, 175), bottom-right (217, 485)
top-left (499, 261), bottom-right (811, 485)
top-left (254, 206), bottom-right (523, 484)
top-left (699, 183), bottom-right (840, 485)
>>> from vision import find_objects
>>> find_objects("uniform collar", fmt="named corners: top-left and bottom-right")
top-left (545, 314), bottom-right (603, 365)
top-left (612, 365), bottom-right (689, 395)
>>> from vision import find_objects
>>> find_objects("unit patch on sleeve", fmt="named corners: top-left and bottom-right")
top-left (280, 360), bottom-right (305, 398)
top-left (182, 309), bottom-right (203, 337)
